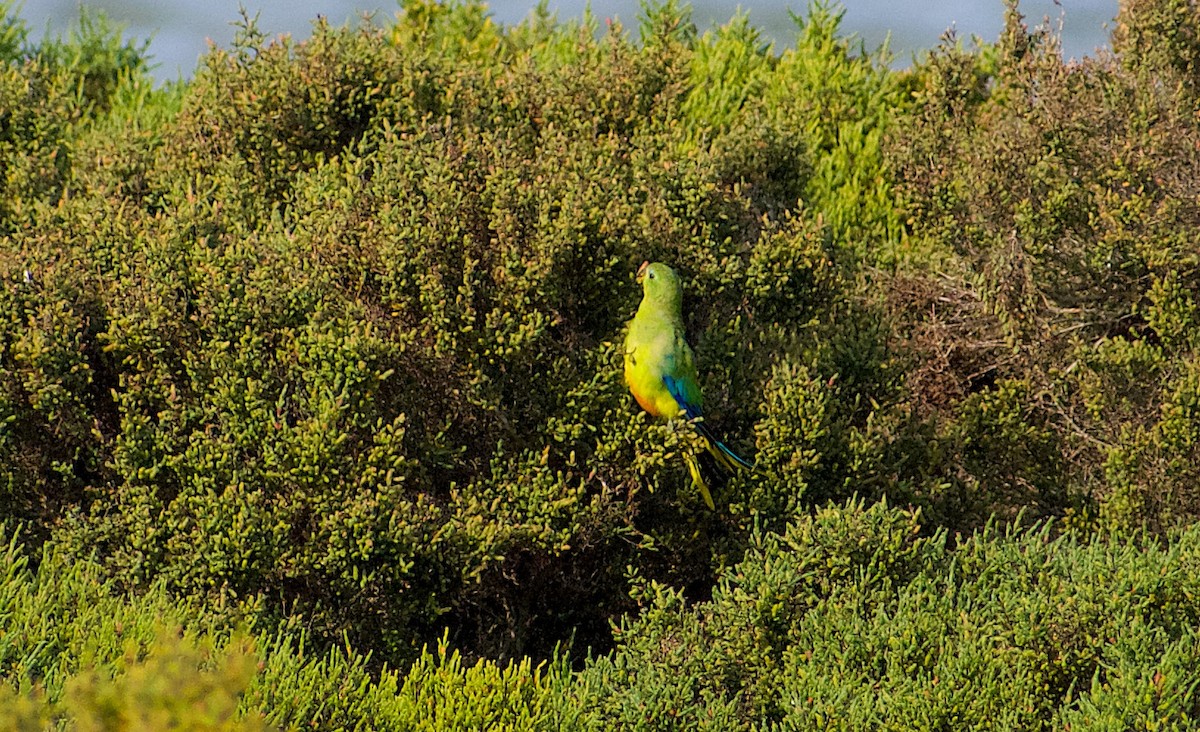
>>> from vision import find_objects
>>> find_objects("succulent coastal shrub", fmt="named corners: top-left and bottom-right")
top-left (0, 526), bottom-right (267, 730)
top-left (573, 498), bottom-right (1200, 730)
top-left (8, 499), bottom-right (1200, 731)
top-left (0, 8), bottom-right (152, 234)
top-left (1, 0), bottom-right (914, 665)
top-left (0, 526), bottom-right (575, 731)
top-left (885, 0), bottom-right (1200, 531)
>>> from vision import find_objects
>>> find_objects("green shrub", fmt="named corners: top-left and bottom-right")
top-left (35, 11), bottom-right (151, 115)
top-left (575, 499), bottom-right (1200, 729)
top-left (2, 0), bottom-right (897, 665)
top-left (9, 499), bottom-right (1200, 730)
top-left (0, 525), bottom-right (578, 730)
top-left (59, 630), bottom-right (270, 732)
top-left (8, 0), bottom-right (1200, 725)
top-left (887, 0), bottom-right (1200, 530)
top-left (0, 525), bottom-right (263, 729)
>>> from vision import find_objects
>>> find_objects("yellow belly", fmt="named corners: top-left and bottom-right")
top-left (624, 355), bottom-right (681, 419)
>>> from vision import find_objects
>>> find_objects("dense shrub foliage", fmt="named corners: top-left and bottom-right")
top-left (4, 502), bottom-right (1200, 729)
top-left (575, 499), bottom-right (1200, 729)
top-left (3, 0), bottom-right (1200, 726)
top-left (0, 528), bottom-right (567, 730)
top-left (888, 0), bottom-right (1200, 532)
top-left (1, 0), bottom-right (890, 664)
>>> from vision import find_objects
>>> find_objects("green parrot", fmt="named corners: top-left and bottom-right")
top-left (623, 261), bottom-right (753, 509)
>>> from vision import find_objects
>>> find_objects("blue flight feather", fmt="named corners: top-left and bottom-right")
top-left (662, 375), bottom-right (702, 420)
top-left (663, 375), bottom-right (755, 471)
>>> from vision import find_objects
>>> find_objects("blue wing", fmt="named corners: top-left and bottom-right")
top-left (662, 375), bottom-right (702, 420)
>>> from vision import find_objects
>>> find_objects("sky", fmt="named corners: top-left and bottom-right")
top-left (15, 1), bottom-right (1119, 82)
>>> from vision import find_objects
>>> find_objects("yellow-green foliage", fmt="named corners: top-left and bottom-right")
top-left (57, 632), bottom-right (268, 732)
top-left (0, 527), bottom-right (572, 730)
top-left (0, 527), bottom-right (265, 730)
top-left (575, 499), bottom-right (1200, 729)
top-left (0, 0), bottom-right (880, 665)
top-left (6, 500), bottom-right (1200, 730)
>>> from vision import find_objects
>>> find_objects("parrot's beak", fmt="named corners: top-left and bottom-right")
top-left (636, 260), bottom-right (649, 283)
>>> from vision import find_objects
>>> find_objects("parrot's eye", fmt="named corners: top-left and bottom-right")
top-left (648, 272), bottom-right (655, 279)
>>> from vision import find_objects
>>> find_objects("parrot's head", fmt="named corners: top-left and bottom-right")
top-left (636, 261), bottom-right (683, 310)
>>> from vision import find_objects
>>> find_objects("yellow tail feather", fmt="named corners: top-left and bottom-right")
top-left (684, 452), bottom-right (716, 510)
top-left (705, 440), bottom-right (740, 474)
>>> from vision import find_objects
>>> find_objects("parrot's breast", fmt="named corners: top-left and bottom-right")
top-left (624, 351), bottom-right (678, 419)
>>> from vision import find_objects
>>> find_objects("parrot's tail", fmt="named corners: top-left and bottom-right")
top-left (683, 452), bottom-right (716, 510)
top-left (693, 420), bottom-right (755, 473)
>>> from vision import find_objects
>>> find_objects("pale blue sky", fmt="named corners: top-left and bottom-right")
top-left (16, 1), bottom-right (1117, 82)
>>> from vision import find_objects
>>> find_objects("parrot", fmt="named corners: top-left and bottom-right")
top-left (623, 260), bottom-right (754, 509)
